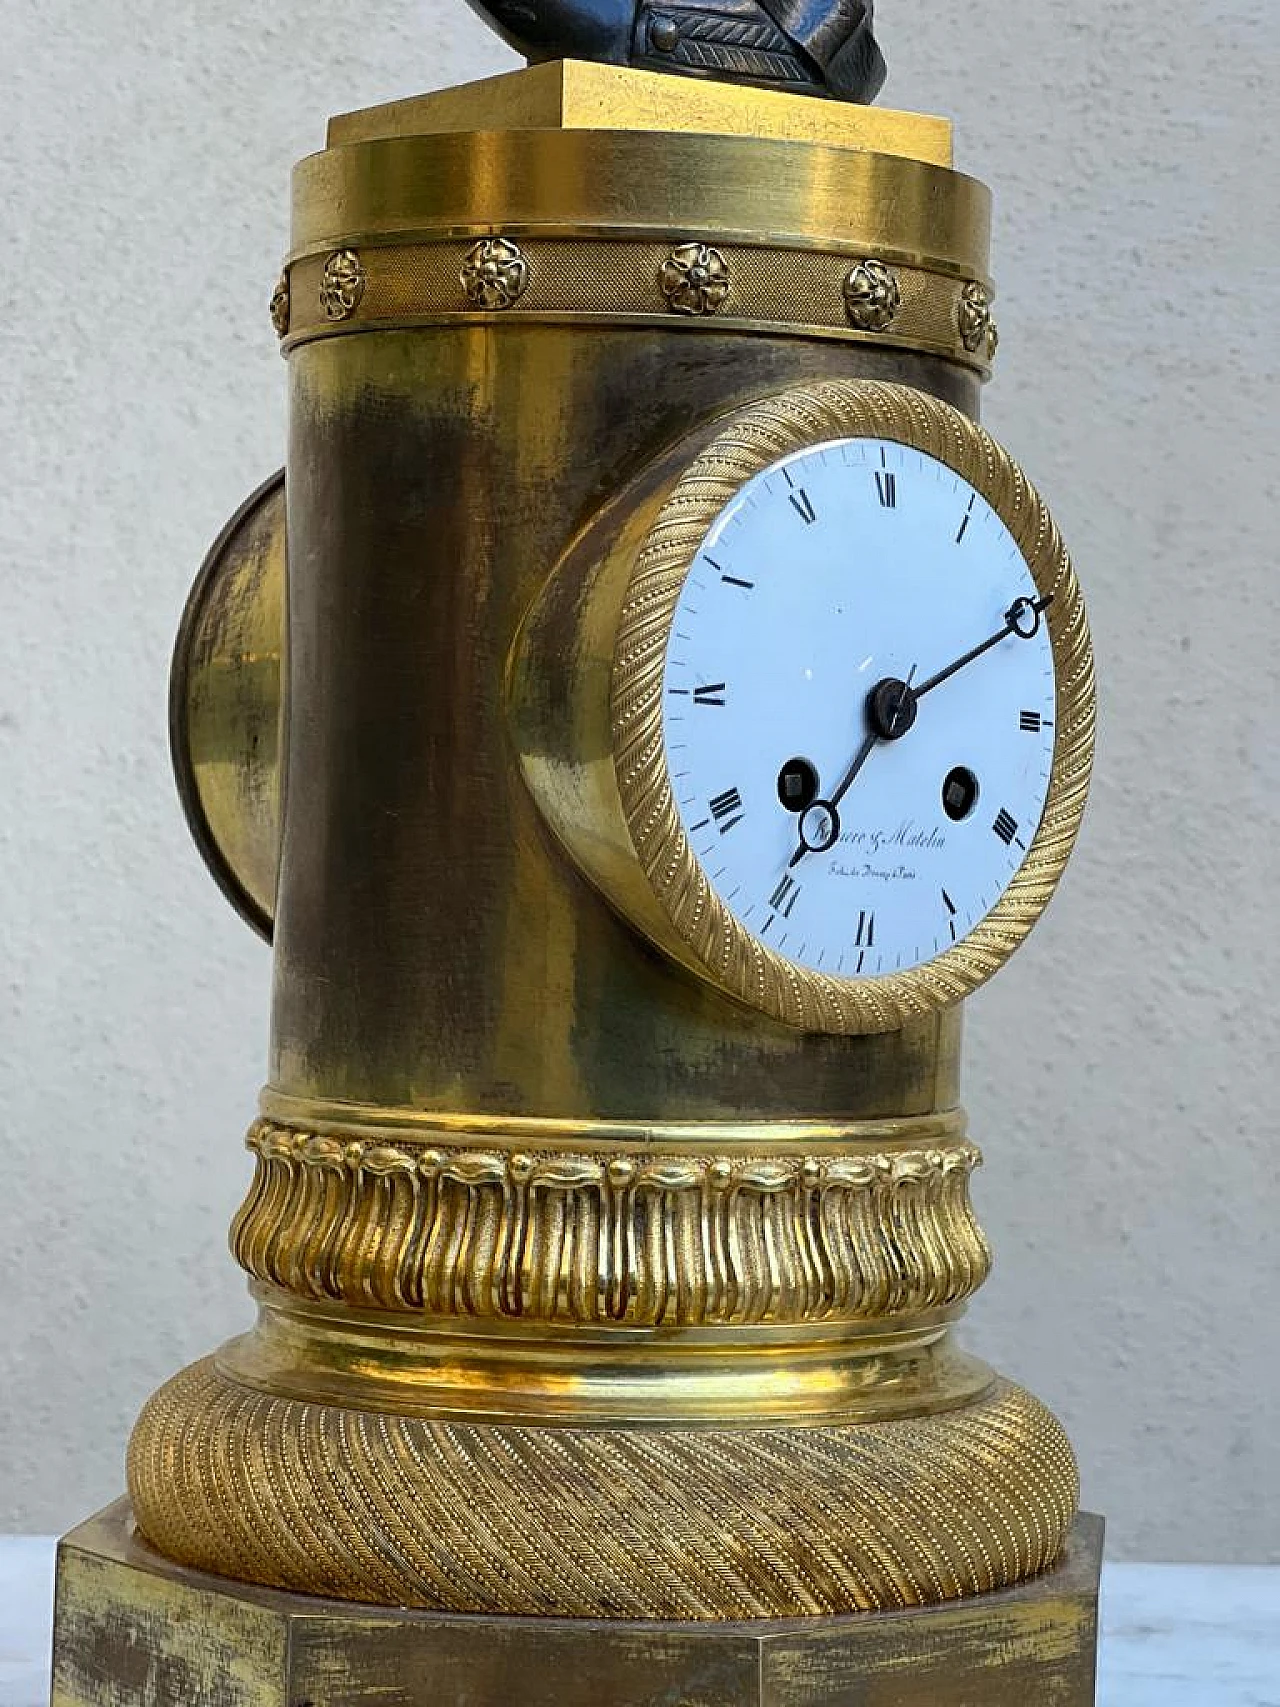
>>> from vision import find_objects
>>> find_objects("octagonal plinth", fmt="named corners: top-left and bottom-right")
top-left (52, 1500), bottom-right (1102, 1707)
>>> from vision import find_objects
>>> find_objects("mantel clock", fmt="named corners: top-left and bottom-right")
top-left (51, 11), bottom-right (1102, 1705)
top-left (513, 379), bottom-right (1090, 1033)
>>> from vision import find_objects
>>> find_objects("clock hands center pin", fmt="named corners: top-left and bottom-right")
top-left (784, 594), bottom-right (1052, 873)
top-left (789, 665), bottom-right (916, 867)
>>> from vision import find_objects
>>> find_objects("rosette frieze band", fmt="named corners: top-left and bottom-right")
top-left (231, 1113), bottom-right (991, 1327)
top-left (277, 236), bottom-right (995, 370)
top-left (278, 123), bottom-right (992, 369)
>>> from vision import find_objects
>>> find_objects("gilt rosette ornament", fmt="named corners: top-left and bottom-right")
top-left (843, 258), bottom-right (900, 331)
top-left (958, 279), bottom-right (998, 358)
top-left (269, 272), bottom-right (290, 339)
top-left (319, 250), bottom-right (367, 322)
top-left (461, 238), bottom-right (531, 310)
top-left (660, 242), bottom-right (732, 316)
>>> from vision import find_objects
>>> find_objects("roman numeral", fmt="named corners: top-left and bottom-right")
top-left (782, 466), bottom-right (817, 524)
top-left (693, 682), bottom-right (726, 707)
top-left (768, 874), bottom-right (801, 919)
top-left (956, 493), bottom-right (976, 544)
top-left (993, 808), bottom-right (1018, 845)
top-left (942, 888), bottom-right (957, 940)
top-left (709, 787), bottom-right (745, 833)
top-left (1019, 710), bottom-right (1042, 732)
top-left (854, 908), bottom-right (875, 972)
top-left (875, 471), bottom-right (897, 508)
top-left (705, 554), bottom-right (753, 590)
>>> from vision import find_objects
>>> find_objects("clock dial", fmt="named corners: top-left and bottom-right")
top-left (593, 378), bottom-right (1094, 1032)
top-left (661, 439), bottom-right (1056, 978)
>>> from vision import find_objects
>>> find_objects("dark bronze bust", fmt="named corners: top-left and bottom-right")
top-left (465, 0), bottom-right (885, 103)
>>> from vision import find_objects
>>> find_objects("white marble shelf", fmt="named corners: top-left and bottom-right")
top-left (3, 1537), bottom-right (1276, 1705)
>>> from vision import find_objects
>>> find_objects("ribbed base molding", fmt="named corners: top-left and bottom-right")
top-left (128, 1357), bottom-right (1079, 1620)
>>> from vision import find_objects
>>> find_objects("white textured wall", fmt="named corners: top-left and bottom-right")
top-left (1, 0), bottom-right (1276, 1560)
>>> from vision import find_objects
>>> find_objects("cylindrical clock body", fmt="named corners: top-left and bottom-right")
top-left (270, 126), bottom-right (988, 1125)
top-left (276, 330), bottom-right (975, 1122)
top-left (132, 95), bottom-right (1088, 1621)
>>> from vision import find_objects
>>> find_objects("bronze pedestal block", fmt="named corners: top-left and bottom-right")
top-left (52, 1502), bottom-right (1103, 1707)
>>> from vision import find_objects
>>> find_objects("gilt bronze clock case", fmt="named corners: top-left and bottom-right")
top-left (52, 59), bottom-right (1101, 1707)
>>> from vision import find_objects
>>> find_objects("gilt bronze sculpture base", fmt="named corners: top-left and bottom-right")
top-left (49, 56), bottom-right (1102, 1701)
top-left (52, 1501), bottom-right (1103, 1707)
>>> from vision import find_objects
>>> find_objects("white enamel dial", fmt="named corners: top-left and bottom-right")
top-left (661, 437), bottom-right (1057, 979)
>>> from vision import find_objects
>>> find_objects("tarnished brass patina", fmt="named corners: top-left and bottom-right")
top-left (171, 472), bottom-right (283, 939)
top-left (55, 53), bottom-right (1100, 1704)
top-left (52, 1502), bottom-right (1104, 1706)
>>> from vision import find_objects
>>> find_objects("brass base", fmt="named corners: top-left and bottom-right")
top-left (127, 1353), bottom-right (1078, 1619)
top-left (52, 1501), bottom-right (1102, 1706)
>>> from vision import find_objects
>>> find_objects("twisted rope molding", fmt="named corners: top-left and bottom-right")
top-left (129, 1360), bottom-right (1078, 1617)
top-left (231, 1118), bottom-right (991, 1326)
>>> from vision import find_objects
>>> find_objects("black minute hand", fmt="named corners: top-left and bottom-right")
top-left (914, 594), bottom-right (1053, 701)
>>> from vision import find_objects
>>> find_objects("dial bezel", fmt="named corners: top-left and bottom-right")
top-left (609, 379), bottom-right (1095, 1033)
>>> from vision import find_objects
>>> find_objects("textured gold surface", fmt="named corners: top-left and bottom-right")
top-left (128, 1361), bottom-right (1077, 1618)
top-left (606, 380), bottom-right (1094, 1031)
top-left (231, 1114), bottom-right (989, 1325)
top-left (326, 60), bottom-right (954, 164)
top-left (53, 1501), bottom-right (1103, 1707)
top-left (281, 235), bottom-right (992, 369)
